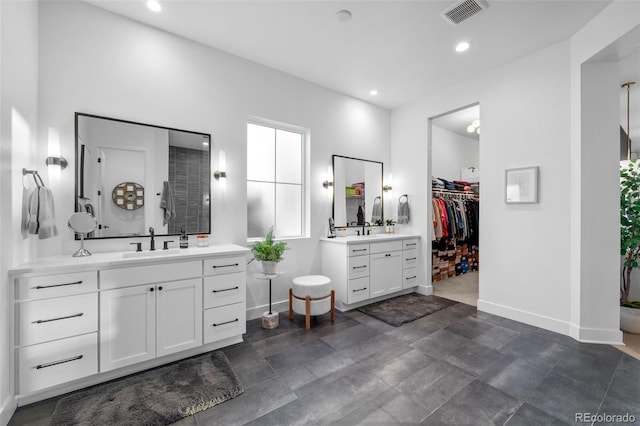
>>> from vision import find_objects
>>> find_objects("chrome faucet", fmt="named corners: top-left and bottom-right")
top-left (149, 227), bottom-right (155, 251)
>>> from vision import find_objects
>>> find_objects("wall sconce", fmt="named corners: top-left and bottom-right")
top-left (214, 150), bottom-right (227, 180)
top-left (383, 185), bottom-right (393, 192)
top-left (383, 173), bottom-right (393, 192)
top-left (323, 164), bottom-right (333, 188)
top-left (45, 156), bottom-right (68, 169)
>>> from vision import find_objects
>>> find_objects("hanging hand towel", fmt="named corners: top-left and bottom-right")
top-left (160, 180), bottom-right (176, 225)
top-left (397, 196), bottom-right (410, 224)
top-left (27, 187), bottom-right (58, 239)
top-left (371, 197), bottom-right (382, 223)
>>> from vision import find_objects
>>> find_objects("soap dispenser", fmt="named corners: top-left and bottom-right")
top-left (180, 228), bottom-right (189, 249)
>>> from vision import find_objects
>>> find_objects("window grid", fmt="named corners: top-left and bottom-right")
top-left (247, 121), bottom-right (305, 240)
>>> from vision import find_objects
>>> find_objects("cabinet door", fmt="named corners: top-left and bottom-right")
top-left (370, 252), bottom-right (402, 297)
top-left (156, 279), bottom-right (203, 357)
top-left (100, 285), bottom-right (155, 372)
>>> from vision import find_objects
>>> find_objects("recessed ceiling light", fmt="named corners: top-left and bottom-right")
top-left (455, 41), bottom-right (471, 53)
top-left (147, 0), bottom-right (162, 12)
top-left (336, 9), bottom-right (352, 22)
top-left (369, 89), bottom-right (378, 96)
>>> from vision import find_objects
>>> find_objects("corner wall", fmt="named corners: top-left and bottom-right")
top-left (0, 1), bottom-right (39, 422)
top-left (391, 41), bottom-right (574, 336)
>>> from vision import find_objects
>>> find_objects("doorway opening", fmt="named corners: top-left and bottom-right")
top-left (429, 103), bottom-right (480, 306)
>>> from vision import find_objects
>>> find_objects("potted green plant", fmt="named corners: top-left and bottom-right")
top-left (620, 160), bottom-right (640, 333)
top-left (385, 218), bottom-right (396, 234)
top-left (251, 228), bottom-right (287, 274)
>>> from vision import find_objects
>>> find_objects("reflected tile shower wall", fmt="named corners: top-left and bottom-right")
top-left (168, 146), bottom-right (210, 234)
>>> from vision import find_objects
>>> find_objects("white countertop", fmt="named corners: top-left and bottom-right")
top-left (320, 234), bottom-right (421, 244)
top-left (9, 243), bottom-right (250, 275)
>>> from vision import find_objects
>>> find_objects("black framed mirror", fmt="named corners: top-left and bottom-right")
top-left (332, 155), bottom-right (383, 227)
top-left (75, 113), bottom-right (211, 239)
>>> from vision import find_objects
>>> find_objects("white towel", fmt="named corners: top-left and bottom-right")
top-left (397, 198), bottom-right (410, 224)
top-left (371, 198), bottom-right (382, 223)
top-left (160, 180), bottom-right (176, 225)
top-left (27, 187), bottom-right (58, 239)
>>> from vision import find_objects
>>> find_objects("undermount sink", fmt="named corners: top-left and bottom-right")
top-left (120, 248), bottom-right (182, 258)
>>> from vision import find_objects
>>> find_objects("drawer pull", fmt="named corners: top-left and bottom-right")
top-left (405, 243), bottom-right (417, 246)
top-left (353, 287), bottom-right (367, 292)
top-left (33, 312), bottom-right (83, 324)
top-left (212, 318), bottom-right (239, 327)
top-left (212, 263), bottom-right (239, 269)
top-left (352, 248), bottom-right (367, 252)
top-left (36, 354), bottom-right (83, 369)
top-left (352, 265), bottom-right (367, 270)
top-left (34, 280), bottom-right (83, 290)
top-left (406, 257), bottom-right (417, 261)
top-left (405, 276), bottom-right (417, 280)
top-left (385, 253), bottom-right (391, 257)
top-left (213, 286), bottom-right (239, 293)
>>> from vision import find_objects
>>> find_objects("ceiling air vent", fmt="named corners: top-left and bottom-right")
top-left (441, 0), bottom-right (489, 26)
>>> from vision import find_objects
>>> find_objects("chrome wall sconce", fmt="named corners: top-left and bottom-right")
top-left (323, 180), bottom-right (333, 188)
top-left (383, 185), bottom-right (393, 192)
top-left (214, 170), bottom-right (227, 180)
top-left (214, 150), bottom-right (227, 180)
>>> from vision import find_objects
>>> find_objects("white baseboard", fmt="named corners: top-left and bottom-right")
top-left (0, 394), bottom-right (16, 426)
top-left (478, 299), bottom-right (624, 345)
top-left (246, 299), bottom-right (289, 321)
top-left (415, 284), bottom-right (433, 296)
top-left (569, 324), bottom-right (624, 345)
top-left (478, 299), bottom-right (572, 336)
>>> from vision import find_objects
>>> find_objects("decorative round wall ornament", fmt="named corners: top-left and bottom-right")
top-left (112, 182), bottom-right (144, 210)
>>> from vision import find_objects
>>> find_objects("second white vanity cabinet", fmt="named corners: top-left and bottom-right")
top-left (321, 235), bottom-right (421, 310)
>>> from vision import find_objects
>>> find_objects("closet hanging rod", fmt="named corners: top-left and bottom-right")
top-left (432, 188), bottom-right (478, 197)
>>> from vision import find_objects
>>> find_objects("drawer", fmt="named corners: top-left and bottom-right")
top-left (203, 302), bottom-right (246, 344)
top-left (403, 268), bottom-right (419, 288)
top-left (19, 332), bottom-right (98, 394)
top-left (348, 256), bottom-right (369, 280)
top-left (204, 273), bottom-right (246, 309)
top-left (204, 256), bottom-right (246, 276)
top-left (19, 293), bottom-right (98, 346)
top-left (17, 271), bottom-right (97, 301)
top-left (403, 238), bottom-right (419, 250)
top-left (348, 244), bottom-right (369, 257)
top-left (369, 240), bottom-right (402, 254)
top-left (100, 260), bottom-right (201, 290)
top-left (403, 249), bottom-right (418, 269)
top-left (347, 277), bottom-right (370, 304)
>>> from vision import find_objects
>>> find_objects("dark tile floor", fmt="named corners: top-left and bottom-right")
top-left (9, 299), bottom-right (640, 425)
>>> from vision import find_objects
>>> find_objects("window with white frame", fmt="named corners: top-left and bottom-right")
top-left (247, 121), bottom-right (305, 239)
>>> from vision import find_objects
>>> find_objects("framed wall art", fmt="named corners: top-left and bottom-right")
top-left (505, 166), bottom-right (538, 204)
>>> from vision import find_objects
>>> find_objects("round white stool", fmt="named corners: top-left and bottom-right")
top-left (289, 275), bottom-right (335, 330)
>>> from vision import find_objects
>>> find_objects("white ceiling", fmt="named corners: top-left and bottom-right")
top-left (85, 0), bottom-right (612, 110)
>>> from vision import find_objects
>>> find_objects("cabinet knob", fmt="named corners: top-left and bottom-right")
top-left (149, 287), bottom-right (154, 292)
top-left (158, 286), bottom-right (163, 291)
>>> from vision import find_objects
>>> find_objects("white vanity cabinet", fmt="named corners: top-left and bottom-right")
top-left (10, 244), bottom-right (248, 403)
top-left (99, 260), bottom-right (203, 371)
top-left (321, 235), bottom-right (421, 310)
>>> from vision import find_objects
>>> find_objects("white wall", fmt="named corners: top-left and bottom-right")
top-left (0, 1), bottom-right (39, 422)
top-left (431, 126), bottom-right (479, 182)
top-left (569, 1), bottom-right (640, 343)
top-left (35, 1), bottom-right (390, 318)
top-left (392, 41), bottom-right (574, 336)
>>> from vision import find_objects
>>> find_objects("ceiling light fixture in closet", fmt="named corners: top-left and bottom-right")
top-left (369, 89), bottom-right (378, 96)
top-left (467, 119), bottom-right (480, 134)
top-left (336, 9), bottom-right (352, 22)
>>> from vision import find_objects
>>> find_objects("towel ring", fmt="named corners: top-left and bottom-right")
top-left (373, 196), bottom-right (382, 204)
top-left (399, 194), bottom-right (408, 202)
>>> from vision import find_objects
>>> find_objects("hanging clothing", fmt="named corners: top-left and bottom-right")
top-left (432, 193), bottom-right (479, 245)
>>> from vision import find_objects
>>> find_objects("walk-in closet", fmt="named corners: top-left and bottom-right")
top-left (430, 105), bottom-right (480, 306)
